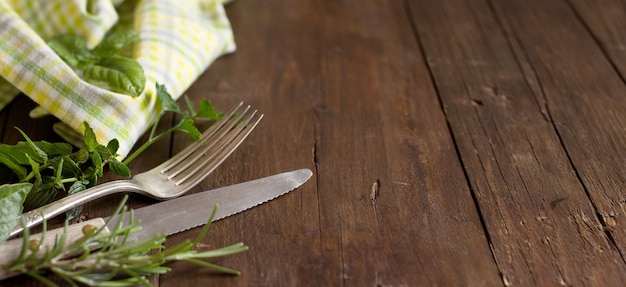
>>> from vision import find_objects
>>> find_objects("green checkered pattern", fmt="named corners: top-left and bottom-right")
top-left (0, 0), bottom-right (235, 158)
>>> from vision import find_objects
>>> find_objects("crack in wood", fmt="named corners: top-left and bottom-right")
top-left (370, 178), bottom-right (380, 206)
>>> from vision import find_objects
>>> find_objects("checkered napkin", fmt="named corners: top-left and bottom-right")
top-left (0, 0), bottom-right (235, 158)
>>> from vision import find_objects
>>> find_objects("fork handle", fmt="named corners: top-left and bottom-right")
top-left (9, 180), bottom-right (135, 238)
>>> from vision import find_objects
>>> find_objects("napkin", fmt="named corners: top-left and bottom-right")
top-left (0, 0), bottom-right (235, 158)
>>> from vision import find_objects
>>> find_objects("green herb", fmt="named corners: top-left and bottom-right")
top-left (48, 30), bottom-right (146, 97)
top-left (0, 183), bottom-right (31, 242)
top-left (0, 124), bottom-right (126, 217)
top-left (0, 83), bottom-right (221, 241)
top-left (122, 83), bottom-right (222, 164)
top-left (6, 196), bottom-right (248, 286)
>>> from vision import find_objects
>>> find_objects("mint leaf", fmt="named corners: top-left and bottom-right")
top-left (196, 98), bottom-right (222, 120)
top-left (107, 139), bottom-right (120, 155)
top-left (84, 167), bottom-right (98, 188)
top-left (48, 155), bottom-right (82, 179)
top-left (0, 183), bottom-right (31, 242)
top-left (72, 148), bottom-right (90, 164)
top-left (109, 159), bottom-right (131, 177)
top-left (156, 82), bottom-right (182, 114)
top-left (66, 180), bottom-right (87, 221)
top-left (176, 118), bottom-right (202, 139)
top-left (83, 122), bottom-right (98, 151)
top-left (91, 30), bottom-right (137, 58)
top-left (95, 144), bottom-right (113, 160)
top-left (67, 180), bottom-right (87, 196)
top-left (25, 184), bottom-right (57, 208)
top-left (90, 151), bottom-right (103, 177)
top-left (83, 55), bottom-right (146, 97)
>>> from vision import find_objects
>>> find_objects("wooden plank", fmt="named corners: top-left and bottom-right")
top-left (408, 0), bottom-right (626, 285)
top-left (550, 0), bottom-right (626, 254)
top-left (492, 0), bottom-right (626, 266)
top-left (161, 0), bottom-right (501, 286)
top-left (568, 0), bottom-right (626, 76)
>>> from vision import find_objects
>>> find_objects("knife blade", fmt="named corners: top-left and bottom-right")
top-left (0, 168), bottom-right (312, 279)
top-left (109, 168), bottom-right (312, 241)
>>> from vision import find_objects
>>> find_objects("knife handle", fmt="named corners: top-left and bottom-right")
top-left (0, 218), bottom-right (109, 280)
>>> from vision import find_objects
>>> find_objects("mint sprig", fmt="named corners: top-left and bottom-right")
top-left (122, 83), bottom-right (222, 164)
top-left (0, 83), bottom-right (222, 241)
top-left (0, 124), bottom-right (127, 218)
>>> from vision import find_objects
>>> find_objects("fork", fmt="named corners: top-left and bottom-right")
top-left (10, 102), bottom-right (263, 238)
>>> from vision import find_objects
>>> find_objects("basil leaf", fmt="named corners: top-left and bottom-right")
top-left (48, 34), bottom-right (97, 68)
top-left (91, 30), bottom-right (137, 58)
top-left (0, 144), bottom-right (34, 166)
top-left (0, 156), bottom-right (27, 179)
top-left (0, 140), bottom-right (72, 167)
top-left (83, 56), bottom-right (146, 97)
top-left (16, 128), bottom-right (48, 163)
top-left (32, 141), bottom-right (73, 157)
top-left (0, 183), bottom-right (31, 242)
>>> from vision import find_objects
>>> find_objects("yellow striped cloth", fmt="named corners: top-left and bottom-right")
top-left (0, 0), bottom-right (235, 158)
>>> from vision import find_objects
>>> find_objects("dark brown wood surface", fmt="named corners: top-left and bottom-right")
top-left (1, 0), bottom-right (625, 286)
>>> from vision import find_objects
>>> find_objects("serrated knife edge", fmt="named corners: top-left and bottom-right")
top-left (108, 168), bottom-right (313, 242)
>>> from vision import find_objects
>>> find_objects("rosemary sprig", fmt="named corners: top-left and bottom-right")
top-left (6, 196), bottom-right (248, 287)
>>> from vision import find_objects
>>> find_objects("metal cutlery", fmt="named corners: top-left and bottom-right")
top-left (0, 169), bottom-right (313, 280)
top-left (10, 102), bottom-right (262, 238)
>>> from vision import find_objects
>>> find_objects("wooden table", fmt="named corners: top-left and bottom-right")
top-left (3, 0), bottom-right (626, 286)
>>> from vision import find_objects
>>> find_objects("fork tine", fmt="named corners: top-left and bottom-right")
top-left (172, 111), bottom-right (263, 186)
top-left (165, 105), bottom-right (254, 178)
top-left (159, 102), bottom-right (245, 172)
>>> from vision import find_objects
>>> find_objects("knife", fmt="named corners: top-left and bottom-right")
top-left (0, 168), bottom-right (313, 280)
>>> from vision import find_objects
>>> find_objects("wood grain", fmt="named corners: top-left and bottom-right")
top-left (493, 0), bottom-right (626, 272)
top-left (1, 0), bottom-right (624, 286)
top-left (160, 0), bottom-right (500, 286)
top-left (532, 0), bottom-right (626, 255)
top-left (408, 0), bottom-right (626, 285)
top-left (568, 0), bottom-right (626, 77)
